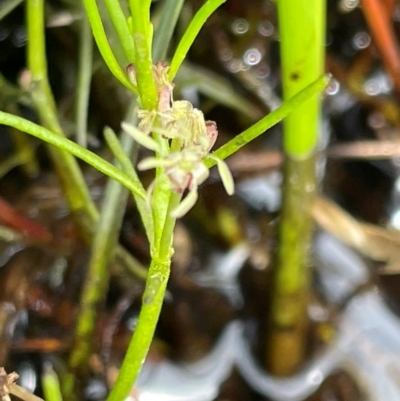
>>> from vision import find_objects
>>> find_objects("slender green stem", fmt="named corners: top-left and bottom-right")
top-left (0, 154), bottom-right (27, 178)
top-left (27, 0), bottom-right (56, 115)
top-left (75, 9), bottom-right (93, 148)
top-left (106, 257), bottom-right (169, 401)
top-left (25, 3), bottom-right (149, 352)
top-left (158, 192), bottom-right (181, 253)
top-left (103, 128), bottom-right (140, 180)
top-left (104, 0), bottom-right (136, 63)
top-left (168, 0), bottom-right (226, 81)
top-left (0, 111), bottom-right (146, 200)
top-left (82, 0), bottom-right (137, 93)
top-left (26, 0), bottom-right (98, 240)
top-left (0, 0), bottom-right (24, 20)
top-left (129, 0), bottom-right (158, 109)
top-left (106, 193), bottom-right (180, 401)
top-left (9, 104), bottom-right (39, 177)
top-left (104, 126), bottom-right (154, 242)
top-left (152, 0), bottom-right (185, 61)
top-left (69, 148), bottom-right (132, 371)
top-left (115, 246), bottom-right (148, 280)
top-left (204, 75), bottom-right (329, 168)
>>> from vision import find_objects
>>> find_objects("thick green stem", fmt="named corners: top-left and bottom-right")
top-left (278, 0), bottom-right (325, 158)
top-left (267, 0), bottom-right (325, 375)
top-left (267, 155), bottom-right (317, 375)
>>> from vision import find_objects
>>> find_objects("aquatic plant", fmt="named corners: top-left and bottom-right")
top-left (0, 0), bottom-right (328, 399)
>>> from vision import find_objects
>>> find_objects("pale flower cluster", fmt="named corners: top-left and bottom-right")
top-left (122, 63), bottom-right (234, 218)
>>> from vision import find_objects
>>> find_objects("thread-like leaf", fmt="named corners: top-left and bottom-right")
top-left (170, 188), bottom-right (198, 218)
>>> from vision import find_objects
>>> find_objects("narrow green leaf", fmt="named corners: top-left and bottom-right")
top-left (204, 75), bottom-right (330, 168)
top-left (104, 0), bottom-right (136, 63)
top-left (82, 0), bottom-right (138, 93)
top-left (152, 0), bottom-right (185, 61)
top-left (0, 111), bottom-right (146, 200)
top-left (168, 0), bottom-right (226, 81)
top-left (75, 10), bottom-right (93, 148)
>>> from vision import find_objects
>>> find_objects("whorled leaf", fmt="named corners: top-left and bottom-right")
top-left (122, 121), bottom-right (161, 152)
top-left (170, 188), bottom-right (198, 218)
top-left (215, 157), bottom-right (235, 195)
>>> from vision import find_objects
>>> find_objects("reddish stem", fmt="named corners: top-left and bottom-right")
top-left (361, 0), bottom-right (400, 93)
top-left (0, 197), bottom-right (52, 242)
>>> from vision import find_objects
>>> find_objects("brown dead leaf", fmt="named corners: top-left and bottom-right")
top-left (312, 196), bottom-right (400, 274)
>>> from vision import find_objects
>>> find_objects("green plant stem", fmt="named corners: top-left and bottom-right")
top-left (101, 7), bottom-right (198, 396)
top-left (168, 0), bottom-right (226, 81)
top-left (69, 132), bottom-right (139, 374)
top-left (278, 1), bottom-right (325, 157)
top-left (129, 0), bottom-right (158, 109)
top-left (267, 155), bottom-right (317, 375)
top-left (115, 246), bottom-right (148, 280)
top-left (106, 192), bottom-right (181, 401)
top-left (107, 259), bottom-right (169, 401)
top-left (267, 0), bottom-right (326, 375)
top-left (11, 130), bottom-right (39, 177)
top-left (204, 75), bottom-right (329, 168)
top-left (75, 9), bottom-right (93, 148)
top-left (8, 103), bottom-right (39, 177)
top-left (0, 0), bottom-right (23, 20)
top-left (26, 0), bottom-right (98, 241)
top-left (104, 126), bottom-right (153, 241)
